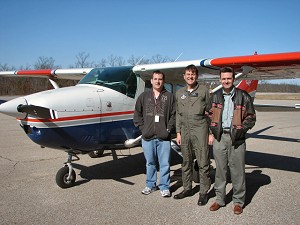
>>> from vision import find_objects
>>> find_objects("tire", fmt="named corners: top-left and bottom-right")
top-left (56, 166), bottom-right (76, 188)
top-left (88, 149), bottom-right (105, 158)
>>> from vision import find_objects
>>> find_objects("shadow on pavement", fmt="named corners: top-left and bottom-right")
top-left (72, 148), bottom-right (183, 187)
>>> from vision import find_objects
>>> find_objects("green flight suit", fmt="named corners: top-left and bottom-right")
top-left (176, 83), bottom-right (211, 194)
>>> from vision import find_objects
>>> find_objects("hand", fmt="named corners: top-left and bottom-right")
top-left (208, 134), bottom-right (214, 146)
top-left (176, 133), bottom-right (181, 145)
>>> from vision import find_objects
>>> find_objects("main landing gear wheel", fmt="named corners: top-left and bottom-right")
top-left (88, 149), bottom-right (104, 158)
top-left (56, 166), bottom-right (76, 188)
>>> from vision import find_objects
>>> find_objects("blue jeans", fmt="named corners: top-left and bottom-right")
top-left (142, 138), bottom-right (171, 191)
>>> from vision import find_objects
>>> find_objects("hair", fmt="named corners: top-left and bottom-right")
top-left (185, 64), bottom-right (198, 75)
top-left (152, 70), bottom-right (165, 80)
top-left (219, 67), bottom-right (235, 79)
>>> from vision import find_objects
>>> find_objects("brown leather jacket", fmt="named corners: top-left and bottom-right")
top-left (207, 87), bottom-right (256, 144)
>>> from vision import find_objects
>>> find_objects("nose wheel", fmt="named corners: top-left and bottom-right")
top-left (55, 153), bottom-right (79, 188)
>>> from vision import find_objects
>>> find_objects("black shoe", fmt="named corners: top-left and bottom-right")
top-left (198, 194), bottom-right (208, 206)
top-left (173, 190), bottom-right (193, 199)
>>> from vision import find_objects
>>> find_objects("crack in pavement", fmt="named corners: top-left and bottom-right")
top-left (0, 155), bottom-right (64, 177)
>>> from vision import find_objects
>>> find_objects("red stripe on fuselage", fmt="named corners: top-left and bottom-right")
top-left (19, 110), bottom-right (134, 123)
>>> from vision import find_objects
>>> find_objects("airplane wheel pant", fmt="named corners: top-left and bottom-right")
top-left (180, 122), bottom-right (211, 195)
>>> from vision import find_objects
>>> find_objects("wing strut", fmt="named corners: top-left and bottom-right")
top-left (49, 79), bottom-right (59, 89)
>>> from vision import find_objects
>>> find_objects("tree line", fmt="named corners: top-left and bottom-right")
top-left (1, 76), bottom-right (299, 96)
top-left (0, 52), bottom-right (172, 71)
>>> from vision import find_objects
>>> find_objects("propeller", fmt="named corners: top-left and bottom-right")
top-left (17, 104), bottom-right (58, 119)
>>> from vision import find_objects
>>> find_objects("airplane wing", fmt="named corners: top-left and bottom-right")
top-left (133, 51), bottom-right (300, 83)
top-left (1, 52), bottom-right (300, 83)
top-left (0, 68), bottom-right (93, 80)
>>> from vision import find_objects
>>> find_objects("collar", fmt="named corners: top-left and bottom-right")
top-left (185, 82), bottom-right (199, 93)
top-left (222, 87), bottom-right (235, 97)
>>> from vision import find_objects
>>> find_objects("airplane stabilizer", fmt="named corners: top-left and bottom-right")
top-left (254, 103), bottom-right (300, 111)
top-left (236, 80), bottom-right (258, 99)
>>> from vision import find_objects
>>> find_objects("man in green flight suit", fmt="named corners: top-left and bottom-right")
top-left (173, 64), bottom-right (211, 206)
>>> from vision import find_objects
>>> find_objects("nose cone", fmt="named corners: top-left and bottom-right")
top-left (0, 97), bottom-right (27, 118)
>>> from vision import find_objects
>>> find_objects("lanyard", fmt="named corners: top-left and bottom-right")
top-left (153, 92), bottom-right (160, 115)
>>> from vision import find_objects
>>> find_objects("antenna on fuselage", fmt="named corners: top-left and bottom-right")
top-left (174, 52), bottom-right (183, 62)
top-left (135, 56), bottom-right (145, 65)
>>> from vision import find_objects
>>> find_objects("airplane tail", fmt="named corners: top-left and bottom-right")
top-left (237, 80), bottom-right (300, 111)
top-left (236, 80), bottom-right (258, 99)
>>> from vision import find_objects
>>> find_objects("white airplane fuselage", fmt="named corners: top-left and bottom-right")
top-left (0, 66), bottom-right (145, 153)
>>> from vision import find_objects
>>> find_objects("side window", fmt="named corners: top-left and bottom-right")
top-left (175, 84), bottom-right (184, 92)
top-left (125, 73), bottom-right (137, 98)
top-left (164, 83), bottom-right (173, 93)
top-left (145, 80), bottom-right (152, 91)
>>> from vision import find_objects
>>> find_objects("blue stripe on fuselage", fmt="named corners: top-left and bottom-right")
top-left (26, 119), bottom-right (140, 152)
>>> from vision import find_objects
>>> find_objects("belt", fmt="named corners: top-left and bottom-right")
top-left (223, 129), bottom-right (231, 134)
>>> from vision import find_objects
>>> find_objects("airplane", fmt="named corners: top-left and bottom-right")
top-left (0, 51), bottom-right (300, 188)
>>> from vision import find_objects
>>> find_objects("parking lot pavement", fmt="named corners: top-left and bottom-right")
top-left (0, 107), bottom-right (299, 224)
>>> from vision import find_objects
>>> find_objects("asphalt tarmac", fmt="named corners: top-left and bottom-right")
top-left (0, 101), bottom-right (299, 225)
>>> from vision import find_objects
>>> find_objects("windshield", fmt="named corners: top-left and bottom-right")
top-left (78, 66), bottom-right (137, 98)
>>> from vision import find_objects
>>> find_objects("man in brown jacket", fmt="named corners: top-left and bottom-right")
top-left (208, 67), bottom-right (256, 215)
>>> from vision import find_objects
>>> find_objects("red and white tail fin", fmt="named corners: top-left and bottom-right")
top-left (236, 80), bottom-right (258, 99)
top-left (236, 80), bottom-right (300, 111)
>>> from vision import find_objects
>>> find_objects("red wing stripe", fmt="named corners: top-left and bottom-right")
top-left (16, 69), bottom-right (55, 77)
top-left (210, 52), bottom-right (300, 68)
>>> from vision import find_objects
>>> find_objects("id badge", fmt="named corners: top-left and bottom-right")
top-left (155, 115), bottom-right (159, 122)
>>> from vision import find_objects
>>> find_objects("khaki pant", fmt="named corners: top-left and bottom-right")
top-left (213, 133), bottom-right (246, 206)
top-left (180, 120), bottom-right (211, 195)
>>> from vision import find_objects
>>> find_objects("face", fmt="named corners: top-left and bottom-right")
top-left (151, 73), bottom-right (164, 91)
top-left (220, 72), bottom-right (235, 92)
top-left (183, 69), bottom-right (198, 87)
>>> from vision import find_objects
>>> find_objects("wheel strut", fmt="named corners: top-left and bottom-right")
top-left (65, 153), bottom-right (80, 181)
top-left (55, 153), bottom-right (79, 188)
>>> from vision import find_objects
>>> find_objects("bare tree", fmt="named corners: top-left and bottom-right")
top-left (18, 64), bottom-right (31, 70)
top-left (116, 56), bottom-right (125, 66)
top-left (107, 54), bottom-right (123, 66)
top-left (151, 54), bottom-right (171, 63)
top-left (75, 52), bottom-right (91, 68)
top-left (0, 63), bottom-right (15, 71)
top-left (107, 54), bottom-right (117, 66)
top-left (94, 58), bottom-right (107, 68)
top-left (34, 56), bottom-right (61, 69)
top-left (127, 55), bottom-right (150, 65)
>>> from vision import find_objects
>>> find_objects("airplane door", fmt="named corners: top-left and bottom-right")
top-left (96, 89), bottom-right (103, 148)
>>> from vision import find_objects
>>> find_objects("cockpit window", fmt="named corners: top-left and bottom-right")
top-left (78, 66), bottom-right (137, 98)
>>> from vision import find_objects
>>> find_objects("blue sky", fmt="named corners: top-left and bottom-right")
top-left (0, 0), bottom-right (299, 83)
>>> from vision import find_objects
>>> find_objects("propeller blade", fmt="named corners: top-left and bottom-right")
top-left (17, 104), bottom-right (58, 119)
